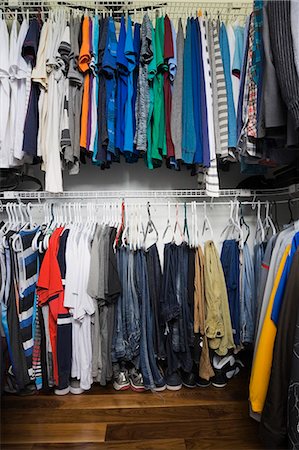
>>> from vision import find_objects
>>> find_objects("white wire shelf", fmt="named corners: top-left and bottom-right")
top-left (1, 185), bottom-right (299, 200)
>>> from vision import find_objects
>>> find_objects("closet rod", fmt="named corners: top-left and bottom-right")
top-left (1, 185), bottom-right (299, 200)
top-left (2, 199), bottom-right (298, 209)
top-left (1, 1), bottom-right (252, 7)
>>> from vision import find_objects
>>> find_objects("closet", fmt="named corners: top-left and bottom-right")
top-left (1, 0), bottom-right (299, 449)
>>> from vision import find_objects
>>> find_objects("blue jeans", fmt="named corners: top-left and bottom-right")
top-left (240, 243), bottom-right (255, 344)
top-left (112, 247), bottom-right (140, 362)
top-left (135, 250), bottom-right (164, 389)
top-left (162, 243), bottom-right (193, 375)
top-left (221, 240), bottom-right (240, 346)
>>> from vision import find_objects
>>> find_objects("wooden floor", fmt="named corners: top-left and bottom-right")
top-left (1, 371), bottom-right (264, 450)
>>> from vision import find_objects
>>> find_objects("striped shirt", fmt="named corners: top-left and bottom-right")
top-left (17, 228), bottom-right (40, 380)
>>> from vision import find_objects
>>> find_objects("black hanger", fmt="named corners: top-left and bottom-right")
top-left (240, 204), bottom-right (250, 244)
top-left (271, 201), bottom-right (280, 232)
top-left (288, 199), bottom-right (294, 224)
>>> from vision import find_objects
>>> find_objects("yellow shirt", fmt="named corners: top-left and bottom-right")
top-left (249, 244), bottom-right (291, 414)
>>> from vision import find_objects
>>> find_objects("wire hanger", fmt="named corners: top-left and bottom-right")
top-left (143, 202), bottom-right (158, 249)
top-left (239, 203), bottom-right (250, 244)
top-left (183, 202), bottom-right (189, 244)
top-left (162, 201), bottom-right (172, 242)
top-left (172, 203), bottom-right (184, 244)
top-left (288, 199), bottom-right (295, 224)
top-left (202, 201), bottom-right (213, 240)
top-left (255, 200), bottom-right (265, 243)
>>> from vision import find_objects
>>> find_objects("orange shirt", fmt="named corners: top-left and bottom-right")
top-left (37, 228), bottom-right (68, 386)
top-left (79, 16), bottom-right (91, 149)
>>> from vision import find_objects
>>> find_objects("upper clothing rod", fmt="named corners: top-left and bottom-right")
top-left (1, 185), bottom-right (299, 200)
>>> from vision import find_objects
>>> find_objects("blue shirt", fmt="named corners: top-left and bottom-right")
top-left (103, 17), bottom-right (117, 158)
top-left (124, 16), bottom-right (135, 155)
top-left (115, 16), bottom-right (128, 153)
top-left (182, 19), bottom-right (196, 164)
top-left (271, 232), bottom-right (299, 325)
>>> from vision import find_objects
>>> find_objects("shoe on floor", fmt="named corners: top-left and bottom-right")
top-left (153, 378), bottom-right (167, 392)
top-left (129, 367), bottom-right (145, 392)
top-left (70, 379), bottom-right (84, 395)
top-left (181, 370), bottom-right (196, 388)
top-left (196, 376), bottom-right (211, 388)
top-left (166, 371), bottom-right (182, 391)
top-left (54, 386), bottom-right (70, 395)
top-left (113, 368), bottom-right (130, 391)
top-left (211, 354), bottom-right (237, 388)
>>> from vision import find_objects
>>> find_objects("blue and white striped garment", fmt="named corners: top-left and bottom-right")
top-left (17, 227), bottom-right (39, 380)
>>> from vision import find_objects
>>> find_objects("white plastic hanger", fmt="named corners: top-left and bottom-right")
top-left (255, 201), bottom-right (265, 243)
top-left (202, 201), bottom-right (214, 240)
top-left (162, 202), bottom-right (172, 242)
top-left (263, 201), bottom-right (276, 238)
top-left (172, 203), bottom-right (184, 244)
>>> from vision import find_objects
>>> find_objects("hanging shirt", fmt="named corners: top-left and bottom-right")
top-left (86, 18), bottom-right (93, 151)
top-left (79, 16), bottom-right (91, 150)
top-left (163, 15), bottom-right (175, 158)
top-left (219, 22), bottom-right (237, 148)
top-left (37, 227), bottom-right (69, 386)
top-left (191, 18), bottom-right (203, 165)
top-left (96, 17), bottom-right (109, 165)
top-left (89, 15), bottom-right (99, 153)
top-left (22, 18), bottom-right (42, 157)
top-left (151, 16), bottom-right (166, 164)
top-left (0, 18), bottom-right (10, 168)
top-left (132, 22), bottom-right (141, 155)
top-left (271, 232), bottom-right (299, 325)
top-left (146, 21), bottom-right (157, 170)
top-left (103, 17), bottom-right (117, 158)
top-left (134, 14), bottom-right (152, 155)
top-left (171, 18), bottom-right (184, 161)
top-left (115, 16), bottom-right (128, 154)
top-left (123, 16), bottom-right (136, 157)
top-left (201, 17), bottom-right (216, 164)
top-left (182, 18), bottom-right (196, 165)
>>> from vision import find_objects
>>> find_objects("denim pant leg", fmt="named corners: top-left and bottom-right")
top-left (126, 251), bottom-right (141, 361)
top-left (221, 240), bottom-right (240, 346)
top-left (178, 244), bottom-right (193, 373)
top-left (136, 251), bottom-right (155, 389)
top-left (162, 244), bottom-right (180, 375)
top-left (146, 244), bottom-right (166, 360)
top-left (241, 243), bottom-right (255, 343)
top-left (112, 249), bottom-right (126, 361)
top-left (142, 251), bottom-right (164, 386)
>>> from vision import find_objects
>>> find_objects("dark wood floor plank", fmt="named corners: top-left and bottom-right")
top-left (105, 419), bottom-right (259, 442)
top-left (2, 439), bottom-right (186, 450)
top-left (2, 402), bottom-right (250, 424)
top-left (2, 423), bottom-right (106, 444)
top-left (185, 437), bottom-right (264, 450)
top-left (1, 379), bottom-right (249, 411)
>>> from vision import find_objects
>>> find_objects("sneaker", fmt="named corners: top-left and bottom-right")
top-left (166, 371), bottom-right (182, 391)
top-left (113, 368), bottom-right (130, 391)
top-left (196, 376), bottom-right (211, 388)
top-left (181, 370), bottom-right (196, 389)
top-left (211, 354), bottom-right (237, 388)
top-left (153, 378), bottom-right (167, 392)
top-left (70, 379), bottom-right (84, 395)
top-left (54, 386), bottom-right (70, 396)
top-left (129, 368), bottom-right (145, 392)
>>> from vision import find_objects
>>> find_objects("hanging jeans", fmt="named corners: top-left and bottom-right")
top-left (221, 240), bottom-right (240, 346)
top-left (162, 243), bottom-right (193, 375)
top-left (145, 244), bottom-right (166, 360)
top-left (240, 243), bottom-right (255, 344)
top-left (135, 250), bottom-right (164, 389)
top-left (112, 247), bottom-right (140, 363)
